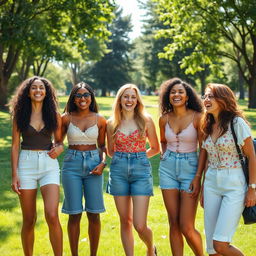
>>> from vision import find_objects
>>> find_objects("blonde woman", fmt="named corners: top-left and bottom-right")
top-left (106, 84), bottom-right (159, 256)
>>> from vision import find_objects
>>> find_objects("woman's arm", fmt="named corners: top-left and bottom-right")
top-left (242, 137), bottom-right (256, 207)
top-left (11, 119), bottom-right (21, 194)
top-left (48, 112), bottom-right (64, 159)
top-left (146, 116), bottom-right (160, 158)
top-left (159, 115), bottom-right (167, 158)
top-left (106, 119), bottom-right (115, 157)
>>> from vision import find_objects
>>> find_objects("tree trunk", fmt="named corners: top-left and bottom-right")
top-left (238, 68), bottom-right (244, 100)
top-left (248, 77), bottom-right (256, 109)
top-left (101, 87), bottom-right (107, 96)
top-left (0, 76), bottom-right (8, 111)
top-left (198, 71), bottom-right (206, 96)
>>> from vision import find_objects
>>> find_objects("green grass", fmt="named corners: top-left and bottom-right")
top-left (0, 96), bottom-right (256, 255)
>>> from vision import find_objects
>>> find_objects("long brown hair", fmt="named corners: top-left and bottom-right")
top-left (202, 83), bottom-right (248, 139)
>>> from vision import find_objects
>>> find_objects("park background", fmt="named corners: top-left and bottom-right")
top-left (1, 0), bottom-right (256, 255)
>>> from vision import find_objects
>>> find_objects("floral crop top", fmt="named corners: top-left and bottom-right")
top-left (202, 117), bottom-right (251, 169)
top-left (114, 129), bottom-right (147, 153)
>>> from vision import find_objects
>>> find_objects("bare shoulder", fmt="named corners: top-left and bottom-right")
top-left (193, 111), bottom-right (203, 128)
top-left (159, 113), bottom-right (168, 126)
top-left (106, 118), bottom-right (114, 132)
top-left (61, 112), bottom-right (70, 125)
top-left (97, 113), bottom-right (107, 126)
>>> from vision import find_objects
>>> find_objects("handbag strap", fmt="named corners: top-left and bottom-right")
top-left (230, 117), bottom-right (248, 182)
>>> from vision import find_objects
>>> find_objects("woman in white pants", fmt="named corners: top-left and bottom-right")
top-left (198, 83), bottom-right (256, 256)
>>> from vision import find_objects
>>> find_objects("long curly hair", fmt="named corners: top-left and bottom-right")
top-left (159, 77), bottom-right (203, 115)
top-left (202, 83), bottom-right (248, 139)
top-left (110, 84), bottom-right (147, 137)
top-left (9, 76), bottom-right (58, 133)
top-left (64, 82), bottom-right (98, 113)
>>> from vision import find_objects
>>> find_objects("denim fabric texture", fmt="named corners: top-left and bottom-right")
top-left (62, 149), bottom-right (105, 214)
top-left (106, 151), bottom-right (153, 196)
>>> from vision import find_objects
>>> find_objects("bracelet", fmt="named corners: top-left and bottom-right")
top-left (195, 174), bottom-right (201, 178)
top-left (101, 161), bottom-right (107, 167)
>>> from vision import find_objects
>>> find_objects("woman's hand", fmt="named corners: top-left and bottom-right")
top-left (189, 175), bottom-right (201, 198)
top-left (90, 162), bottom-right (106, 176)
top-left (11, 175), bottom-right (21, 195)
top-left (245, 188), bottom-right (256, 207)
top-left (48, 143), bottom-right (64, 159)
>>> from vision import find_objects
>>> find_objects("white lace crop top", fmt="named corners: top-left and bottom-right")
top-left (67, 117), bottom-right (99, 145)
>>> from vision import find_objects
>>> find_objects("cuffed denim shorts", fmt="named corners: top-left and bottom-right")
top-left (204, 167), bottom-right (247, 254)
top-left (18, 150), bottom-right (60, 189)
top-left (106, 151), bottom-right (153, 196)
top-left (159, 150), bottom-right (198, 192)
top-left (61, 149), bottom-right (105, 214)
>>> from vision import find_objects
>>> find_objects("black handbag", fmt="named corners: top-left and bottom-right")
top-left (230, 118), bottom-right (256, 224)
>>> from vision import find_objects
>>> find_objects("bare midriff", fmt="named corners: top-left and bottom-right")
top-left (68, 144), bottom-right (97, 151)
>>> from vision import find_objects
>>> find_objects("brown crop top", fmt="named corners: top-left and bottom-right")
top-left (21, 125), bottom-right (53, 150)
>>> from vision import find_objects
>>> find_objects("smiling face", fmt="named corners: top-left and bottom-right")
top-left (120, 88), bottom-right (138, 112)
top-left (74, 87), bottom-right (92, 111)
top-left (29, 79), bottom-right (46, 102)
top-left (203, 88), bottom-right (220, 115)
top-left (169, 83), bottom-right (188, 107)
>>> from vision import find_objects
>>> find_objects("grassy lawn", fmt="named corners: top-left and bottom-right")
top-left (0, 96), bottom-right (256, 255)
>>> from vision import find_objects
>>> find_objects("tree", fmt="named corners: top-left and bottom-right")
top-left (84, 7), bottom-right (133, 96)
top-left (0, 0), bottom-right (114, 109)
top-left (155, 0), bottom-right (256, 108)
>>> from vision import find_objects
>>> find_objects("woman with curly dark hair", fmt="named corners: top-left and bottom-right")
top-left (158, 78), bottom-right (204, 256)
top-left (60, 82), bottom-right (107, 256)
top-left (198, 83), bottom-right (256, 256)
top-left (10, 76), bottom-right (63, 256)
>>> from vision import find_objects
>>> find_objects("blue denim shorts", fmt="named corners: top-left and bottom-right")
top-left (106, 151), bottom-right (153, 196)
top-left (159, 150), bottom-right (198, 192)
top-left (61, 149), bottom-right (105, 214)
top-left (18, 150), bottom-right (60, 189)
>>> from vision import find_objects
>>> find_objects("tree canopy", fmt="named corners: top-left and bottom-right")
top-left (155, 0), bottom-right (256, 108)
top-left (0, 0), bottom-right (114, 109)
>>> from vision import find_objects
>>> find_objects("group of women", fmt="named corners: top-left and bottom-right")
top-left (10, 76), bottom-right (256, 256)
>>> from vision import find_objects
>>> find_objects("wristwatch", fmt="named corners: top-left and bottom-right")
top-left (248, 184), bottom-right (256, 189)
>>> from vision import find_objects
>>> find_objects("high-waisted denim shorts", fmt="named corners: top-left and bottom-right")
top-left (106, 151), bottom-right (153, 196)
top-left (18, 150), bottom-right (60, 189)
top-left (159, 150), bottom-right (198, 192)
top-left (61, 149), bottom-right (105, 214)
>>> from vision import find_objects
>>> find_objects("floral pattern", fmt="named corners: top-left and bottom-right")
top-left (114, 129), bottom-right (146, 153)
top-left (202, 117), bottom-right (251, 169)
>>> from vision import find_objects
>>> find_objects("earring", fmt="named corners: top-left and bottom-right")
top-left (186, 101), bottom-right (188, 106)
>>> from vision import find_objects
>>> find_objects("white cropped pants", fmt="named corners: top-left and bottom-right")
top-left (203, 167), bottom-right (247, 254)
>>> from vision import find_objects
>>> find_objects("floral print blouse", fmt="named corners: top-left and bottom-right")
top-left (114, 129), bottom-right (147, 153)
top-left (202, 117), bottom-right (251, 169)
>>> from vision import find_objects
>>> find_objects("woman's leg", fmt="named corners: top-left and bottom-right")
top-left (132, 196), bottom-right (155, 256)
top-left (67, 214), bottom-right (82, 256)
top-left (19, 189), bottom-right (37, 256)
top-left (179, 191), bottom-right (204, 256)
top-left (41, 184), bottom-right (63, 256)
top-left (114, 196), bottom-right (134, 256)
top-left (87, 212), bottom-right (101, 256)
top-left (162, 189), bottom-right (184, 256)
top-left (213, 241), bottom-right (244, 256)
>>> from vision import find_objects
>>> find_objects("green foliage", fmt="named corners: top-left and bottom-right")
top-left (154, 0), bottom-right (256, 107)
top-left (82, 7), bottom-right (134, 94)
top-left (0, 0), bottom-right (115, 108)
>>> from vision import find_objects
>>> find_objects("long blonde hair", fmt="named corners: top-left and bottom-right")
top-left (110, 84), bottom-right (147, 137)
